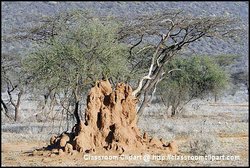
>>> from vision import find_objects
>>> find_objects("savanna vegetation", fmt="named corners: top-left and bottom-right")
top-left (1, 3), bottom-right (248, 167)
top-left (1, 9), bottom-right (244, 121)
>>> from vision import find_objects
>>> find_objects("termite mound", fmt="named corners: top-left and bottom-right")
top-left (41, 80), bottom-right (177, 156)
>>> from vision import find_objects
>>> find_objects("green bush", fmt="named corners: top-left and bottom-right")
top-left (22, 11), bottom-right (130, 94)
top-left (22, 11), bottom-right (131, 122)
top-left (158, 55), bottom-right (229, 116)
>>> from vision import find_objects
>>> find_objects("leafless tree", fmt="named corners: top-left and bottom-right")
top-left (1, 53), bottom-right (24, 121)
top-left (118, 11), bottom-right (244, 115)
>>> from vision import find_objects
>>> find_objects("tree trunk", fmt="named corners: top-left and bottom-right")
top-left (74, 100), bottom-right (80, 125)
top-left (73, 72), bottom-right (81, 125)
top-left (214, 94), bottom-right (218, 103)
top-left (1, 97), bottom-right (8, 112)
top-left (43, 94), bottom-right (49, 109)
top-left (66, 109), bottom-right (69, 131)
top-left (137, 65), bottom-right (166, 115)
top-left (7, 87), bottom-right (23, 122)
top-left (14, 107), bottom-right (20, 122)
top-left (14, 90), bottom-right (23, 122)
top-left (137, 91), bottom-right (150, 116)
top-left (171, 107), bottom-right (176, 117)
top-left (1, 97), bottom-right (12, 119)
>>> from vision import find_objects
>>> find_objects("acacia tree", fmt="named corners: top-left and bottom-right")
top-left (22, 10), bottom-right (244, 121)
top-left (117, 11), bottom-right (244, 115)
top-left (158, 55), bottom-right (229, 116)
top-left (1, 52), bottom-right (24, 121)
top-left (22, 11), bottom-right (130, 124)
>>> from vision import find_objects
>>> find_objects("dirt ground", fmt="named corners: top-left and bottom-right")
top-left (1, 102), bottom-right (249, 166)
top-left (1, 133), bottom-right (248, 166)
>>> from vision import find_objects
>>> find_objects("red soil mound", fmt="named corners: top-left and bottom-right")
top-left (44, 80), bottom-right (177, 155)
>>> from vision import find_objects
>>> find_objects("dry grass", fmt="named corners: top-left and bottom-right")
top-left (1, 100), bottom-right (249, 166)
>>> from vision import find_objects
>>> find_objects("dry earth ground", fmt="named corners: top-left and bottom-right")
top-left (1, 103), bottom-right (249, 166)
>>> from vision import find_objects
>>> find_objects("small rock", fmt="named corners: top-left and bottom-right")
top-left (32, 150), bottom-right (37, 156)
top-left (50, 153), bottom-right (56, 157)
top-left (65, 143), bottom-right (73, 154)
top-left (50, 135), bottom-right (58, 145)
top-left (51, 148), bottom-right (59, 154)
top-left (58, 149), bottom-right (64, 156)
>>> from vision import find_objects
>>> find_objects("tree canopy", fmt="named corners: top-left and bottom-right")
top-left (158, 55), bottom-right (230, 116)
top-left (18, 9), bottom-right (245, 120)
top-left (23, 11), bottom-right (130, 93)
